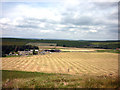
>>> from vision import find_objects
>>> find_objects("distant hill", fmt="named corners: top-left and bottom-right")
top-left (1, 37), bottom-right (120, 49)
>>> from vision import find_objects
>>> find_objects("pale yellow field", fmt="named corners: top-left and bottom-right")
top-left (60, 49), bottom-right (95, 52)
top-left (1, 52), bottom-right (118, 76)
top-left (59, 47), bottom-right (106, 52)
top-left (38, 46), bottom-right (67, 49)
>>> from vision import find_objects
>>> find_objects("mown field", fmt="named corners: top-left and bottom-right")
top-left (1, 52), bottom-right (119, 88)
top-left (2, 52), bottom-right (118, 76)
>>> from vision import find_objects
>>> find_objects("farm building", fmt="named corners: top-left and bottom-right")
top-left (18, 51), bottom-right (33, 55)
top-left (39, 49), bottom-right (61, 55)
top-left (9, 52), bottom-right (19, 56)
top-left (9, 52), bottom-right (13, 55)
top-left (35, 49), bottom-right (39, 52)
top-left (40, 51), bottom-right (46, 55)
top-left (44, 49), bottom-right (61, 52)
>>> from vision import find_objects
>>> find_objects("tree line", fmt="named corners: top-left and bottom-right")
top-left (2, 45), bottom-right (39, 57)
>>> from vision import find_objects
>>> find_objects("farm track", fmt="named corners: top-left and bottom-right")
top-left (1, 52), bottom-right (118, 76)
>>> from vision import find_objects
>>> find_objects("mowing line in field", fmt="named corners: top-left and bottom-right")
top-left (39, 57), bottom-right (44, 72)
top-left (25, 59), bottom-right (35, 71)
top-left (51, 57), bottom-right (63, 73)
top-left (2, 58), bottom-right (15, 68)
top-left (77, 59), bottom-right (110, 75)
top-left (18, 59), bottom-right (28, 70)
top-left (36, 56), bottom-right (43, 71)
top-left (21, 59), bottom-right (30, 69)
top-left (45, 57), bottom-right (52, 72)
top-left (29, 60), bottom-right (37, 72)
top-left (52, 58), bottom-right (63, 72)
top-left (21, 59), bottom-right (32, 71)
top-left (3, 58), bottom-right (21, 70)
top-left (58, 57), bottom-right (80, 74)
top-left (58, 57), bottom-right (73, 73)
top-left (72, 60), bottom-right (100, 73)
top-left (61, 56), bottom-right (88, 73)
top-left (14, 58), bottom-right (27, 69)
top-left (54, 57), bottom-right (68, 73)
top-left (73, 61), bottom-right (100, 74)
top-left (51, 57), bottom-right (60, 73)
top-left (57, 57), bottom-right (74, 73)
top-left (50, 56), bottom-right (61, 73)
top-left (55, 57), bottom-right (69, 73)
top-left (43, 55), bottom-right (50, 72)
top-left (64, 59), bottom-right (86, 74)
top-left (47, 56), bottom-right (56, 73)
top-left (12, 59), bottom-right (25, 70)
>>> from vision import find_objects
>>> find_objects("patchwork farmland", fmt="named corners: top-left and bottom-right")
top-left (2, 52), bottom-right (118, 76)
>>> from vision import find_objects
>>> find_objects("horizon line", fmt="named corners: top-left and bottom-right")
top-left (1, 37), bottom-right (119, 41)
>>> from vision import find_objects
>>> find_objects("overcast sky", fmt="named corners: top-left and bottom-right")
top-left (0, 0), bottom-right (118, 40)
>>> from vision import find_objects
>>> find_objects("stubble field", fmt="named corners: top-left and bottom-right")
top-left (2, 52), bottom-right (118, 76)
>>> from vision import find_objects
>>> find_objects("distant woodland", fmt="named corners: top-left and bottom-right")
top-left (1, 38), bottom-right (120, 57)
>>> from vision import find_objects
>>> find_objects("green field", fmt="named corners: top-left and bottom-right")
top-left (92, 42), bottom-right (120, 45)
top-left (26, 42), bottom-right (57, 46)
top-left (96, 49), bottom-right (120, 53)
top-left (2, 70), bottom-right (119, 88)
top-left (2, 41), bottom-right (27, 45)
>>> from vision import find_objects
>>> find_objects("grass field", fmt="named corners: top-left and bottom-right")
top-left (26, 42), bottom-right (57, 47)
top-left (38, 46), bottom-right (66, 49)
top-left (2, 70), bottom-right (119, 88)
top-left (2, 52), bottom-right (118, 76)
top-left (96, 49), bottom-right (120, 54)
top-left (2, 41), bottom-right (27, 45)
top-left (92, 42), bottom-right (120, 45)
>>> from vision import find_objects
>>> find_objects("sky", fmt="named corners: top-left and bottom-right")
top-left (0, 0), bottom-right (119, 40)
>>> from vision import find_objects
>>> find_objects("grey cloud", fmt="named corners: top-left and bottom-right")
top-left (93, 2), bottom-right (117, 9)
top-left (61, 15), bottom-right (94, 26)
top-left (16, 25), bottom-right (39, 28)
top-left (2, 2), bottom-right (118, 40)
